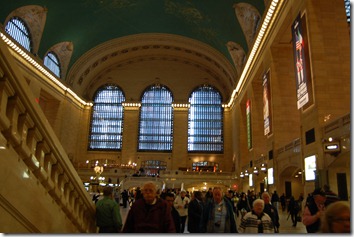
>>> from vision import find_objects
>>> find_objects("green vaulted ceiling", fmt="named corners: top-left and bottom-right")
top-left (0, 0), bottom-right (265, 71)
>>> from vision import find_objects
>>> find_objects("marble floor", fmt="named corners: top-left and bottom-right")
top-left (118, 204), bottom-right (307, 234)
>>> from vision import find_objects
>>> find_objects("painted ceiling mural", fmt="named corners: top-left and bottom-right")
top-left (1, 0), bottom-right (265, 64)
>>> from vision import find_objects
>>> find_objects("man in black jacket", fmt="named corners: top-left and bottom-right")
top-left (271, 190), bottom-right (280, 211)
top-left (302, 188), bottom-right (326, 233)
top-left (164, 192), bottom-right (181, 233)
top-left (122, 182), bottom-right (176, 233)
top-left (187, 191), bottom-right (204, 233)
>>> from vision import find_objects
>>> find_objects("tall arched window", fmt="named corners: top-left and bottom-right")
top-left (344, 0), bottom-right (350, 23)
top-left (188, 85), bottom-right (223, 152)
top-left (138, 84), bottom-right (173, 151)
top-left (89, 84), bottom-right (125, 150)
top-left (5, 17), bottom-right (32, 52)
top-left (44, 51), bottom-right (61, 78)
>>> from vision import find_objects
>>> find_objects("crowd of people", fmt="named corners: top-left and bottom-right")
top-left (94, 183), bottom-right (348, 233)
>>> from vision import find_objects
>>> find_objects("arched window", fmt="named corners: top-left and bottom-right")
top-left (138, 85), bottom-right (173, 151)
top-left (344, 0), bottom-right (350, 23)
top-left (188, 85), bottom-right (223, 152)
top-left (88, 84), bottom-right (125, 150)
top-left (44, 51), bottom-right (61, 78)
top-left (5, 17), bottom-right (32, 52)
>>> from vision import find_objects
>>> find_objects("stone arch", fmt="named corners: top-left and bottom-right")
top-left (277, 165), bottom-right (303, 198)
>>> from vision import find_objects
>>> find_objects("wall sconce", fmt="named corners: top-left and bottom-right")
top-left (260, 163), bottom-right (267, 172)
top-left (253, 167), bottom-right (259, 175)
top-left (240, 172), bottom-right (245, 178)
top-left (244, 170), bottom-right (249, 177)
top-left (295, 170), bottom-right (302, 178)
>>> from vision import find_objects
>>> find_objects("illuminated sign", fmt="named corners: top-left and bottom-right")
top-left (323, 142), bottom-right (340, 152)
top-left (249, 173), bottom-right (253, 187)
top-left (268, 168), bottom-right (274, 185)
top-left (304, 155), bottom-right (316, 181)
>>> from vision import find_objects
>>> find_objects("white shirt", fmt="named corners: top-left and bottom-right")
top-left (174, 195), bottom-right (190, 217)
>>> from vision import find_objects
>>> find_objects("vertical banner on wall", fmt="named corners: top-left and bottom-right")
top-left (263, 70), bottom-right (272, 136)
top-left (246, 99), bottom-right (252, 149)
top-left (292, 13), bottom-right (309, 109)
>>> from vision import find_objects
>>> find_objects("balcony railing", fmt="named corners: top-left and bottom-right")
top-left (0, 34), bottom-right (95, 232)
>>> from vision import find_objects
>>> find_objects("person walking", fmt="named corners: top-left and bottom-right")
top-left (262, 192), bottom-right (280, 232)
top-left (134, 186), bottom-right (143, 201)
top-left (302, 188), bottom-right (326, 233)
top-left (280, 193), bottom-right (286, 212)
top-left (164, 192), bottom-right (181, 233)
top-left (238, 198), bottom-right (274, 233)
top-left (247, 190), bottom-right (256, 209)
top-left (174, 190), bottom-right (190, 233)
top-left (122, 182), bottom-right (176, 233)
top-left (202, 187), bottom-right (237, 233)
top-left (95, 186), bottom-right (123, 233)
top-left (113, 188), bottom-right (120, 204)
top-left (288, 196), bottom-right (300, 227)
top-left (237, 192), bottom-right (250, 218)
top-left (320, 201), bottom-right (350, 233)
top-left (271, 191), bottom-right (280, 211)
top-left (121, 189), bottom-right (129, 208)
top-left (225, 190), bottom-right (237, 214)
top-left (187, 191), bottom-right (204, 233)
top-left (205, 188), bottom-right (213, 203)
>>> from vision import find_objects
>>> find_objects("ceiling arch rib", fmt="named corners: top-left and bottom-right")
top-left (66, 33), bottom-right (237, 100)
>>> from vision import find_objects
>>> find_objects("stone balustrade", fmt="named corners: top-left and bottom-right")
top-left (0, 35), bottom-right (95, 233)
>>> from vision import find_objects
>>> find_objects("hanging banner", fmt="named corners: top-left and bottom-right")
top-left (246, 99), bottom-right (252, 149)
top-left (263, 70), bottom-right (272, 136)
top-left (292, 13), bottom-right (309, 109)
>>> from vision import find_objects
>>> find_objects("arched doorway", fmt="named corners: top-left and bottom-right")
top-left (278, 165), bottom-right (303, 199)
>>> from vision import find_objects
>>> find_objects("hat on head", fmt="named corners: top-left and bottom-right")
top-left (312, 188), bottom-right (326, 196)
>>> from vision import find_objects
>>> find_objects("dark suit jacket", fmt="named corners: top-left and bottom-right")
top-left (187, 199), bottom-right (203, 233)
top-left (122, 198), bottom-right (176, 233)
top-left (171, 206), bottom-right (181, 233)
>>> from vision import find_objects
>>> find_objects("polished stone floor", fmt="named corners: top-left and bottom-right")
top-left (119, 204), bottom-right (307, 234)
